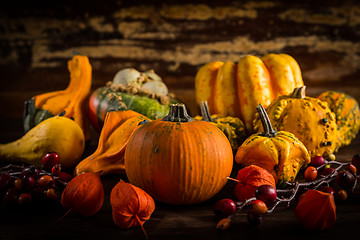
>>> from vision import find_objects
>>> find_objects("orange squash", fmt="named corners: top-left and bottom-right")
top-left (195, 53), bottom-right (304, 133)
top-left (74, 110), bottom-right (149, 175)
top-left (124, 103), bottom-right (233, 205)
top-left (235, 104), bottom-right (310, 184)
top-left (24, 55), bottom-right (92, 140)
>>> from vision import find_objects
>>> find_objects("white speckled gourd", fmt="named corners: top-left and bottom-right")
top-left (253, 86), bottom-right (337, 158)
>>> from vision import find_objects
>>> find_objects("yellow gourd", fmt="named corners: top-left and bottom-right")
top-left (24, 55), bottom-right (92, 140)
top-left (253, 86), bottom-right (338, 157)
top-left (235, 104), bottom-right (310, 184)
top-left (0, 116), bottom-right (85, 169)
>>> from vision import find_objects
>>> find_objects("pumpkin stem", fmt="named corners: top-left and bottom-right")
top-left (162, 103), bottom-right (193, 122)
top-left (200, 101), bottom-right (214, 122)
top-left (256, 104), bottom-right (277, 138)
top-left (291, 86), bottom-right (306, 99)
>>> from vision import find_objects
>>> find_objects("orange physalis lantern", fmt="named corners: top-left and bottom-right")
top-left (294, 189), bottom-right (336, 230)
top-left (234, 165), bottom-right (276, 202)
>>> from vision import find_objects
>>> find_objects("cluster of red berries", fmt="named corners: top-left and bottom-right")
top-left (0, 152), bottom-right (73, 206)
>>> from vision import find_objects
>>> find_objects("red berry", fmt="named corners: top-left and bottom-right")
top-left (255, 185), bottom-right (277, 204)
top-left (58, 172), bottom-right (73, 182)
top-left (216, 218), bottom-right (231, 231)
top-left (336, 170), bottom-right (355, 189)
top-left (320, 167), bottom-right (336, 177)
top-left (337, 189), bottom-right (348, 201)
top-left (51, 164), bottom-right (62, 175)
top-left (304, 166), bottom-right (317, 181)
top-left (45, 188), bottom-right (59, 200)
top-left (38, 175), bottom-right (54, 188)
top-left (0, 174), bottom-right (12, 189)
top-left (4, 188), bottom-right (18, 203)
top-left (23, 176), bottom-right (37, 190)
top-left (42, 152), bottom-right (60, 170)
top-left (346, 164), bottom-right (357, 175)
top-left (351, 154), bottom-right (360, 170)
top-left (213, 199), bottom-right (236, 218)
top-left (18, 193), bottom-right (32, 205)
top-left (321, 186), bottom-right (336, 195)
top-left (14, 179), bottom-right (23, 191)
top-left (311, 156), bottom-right (325, 167)
top-left (249, 200), bottom-right (268, 215)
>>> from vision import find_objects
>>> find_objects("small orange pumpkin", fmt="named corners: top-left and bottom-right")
top-left (124, 103), bottom-right (233, 205)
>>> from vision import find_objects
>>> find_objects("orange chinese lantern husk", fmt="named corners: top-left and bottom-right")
top-left (294, 189), bottom-right (336, 230)
top-left (61, 172), bottom-right (104, 216)
top-left (235, 165), bottom-right (276, 202)
top-left (110, 180), bottom-right (155, 230)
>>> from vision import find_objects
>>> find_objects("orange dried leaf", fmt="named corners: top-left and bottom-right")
top-left (61, 172), bottom-right (104, 216)
top-left (234, 165), bottom-right (276, 202)
top-left (294, 189), bottom-right (336, 230)
top-left (110, 180), bottom-right (155, 231)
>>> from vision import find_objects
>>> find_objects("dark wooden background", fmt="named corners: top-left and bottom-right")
top-left (0, 1), bottom-right (360, 239)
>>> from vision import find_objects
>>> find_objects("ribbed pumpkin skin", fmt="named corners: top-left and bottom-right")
top-left (254, 91), bottom-right (338, 157)
top-left (124, 119), bottom-right (233, 205)
top-left (318, 91), bottom-right (360, 151)
top-left (195, 53), bottom-right (304, 133)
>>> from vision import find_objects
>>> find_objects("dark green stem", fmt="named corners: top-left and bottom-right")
top-left (162, 103), bottom-right (193, 122)
top-left (256, 104), bottom-right (277, 138)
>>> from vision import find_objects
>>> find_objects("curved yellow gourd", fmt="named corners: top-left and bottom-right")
top-left (0, 116), bottom-right (85, 168)
top-left (31, 55), bottom-right (92, 140)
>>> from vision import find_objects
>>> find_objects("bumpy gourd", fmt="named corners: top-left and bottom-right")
top-left (254, 86), bottom-right (338, 158)
top-left (318, 90), bottom-right (360, 151)
top-left (74, 110), bottom-right (149, 175)
top-left (88, 68), bottom-right (178, 132)
top-left (125, 103), bottom-right (233, 205)
top-left (24, 55), bottom-right (92, 140)
top-left (235, 104), bottom-right (310, 185)
top-left (195, 53), bottom-right (304, 133)
top-left (193, 101), bottom-right (247, 151)
top-left (0, 116), bottom-right (85, 168)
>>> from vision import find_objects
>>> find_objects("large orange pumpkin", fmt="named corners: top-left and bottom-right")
top-left (195, 53), bottom-right (304, 133)
top-left (124, 103), bottom-right (233, 205)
